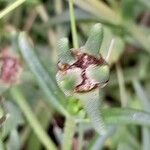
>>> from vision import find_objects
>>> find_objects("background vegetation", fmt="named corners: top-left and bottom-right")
top-left (0, 0), bottom-right (150, 149)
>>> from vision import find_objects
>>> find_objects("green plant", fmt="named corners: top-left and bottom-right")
top-left (56, 23), bottom-right (110, 135)
top-left (0, 0), bottom-right (150, 150)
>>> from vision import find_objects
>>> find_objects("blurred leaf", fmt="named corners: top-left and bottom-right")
top-left (67, 0), bottom-right (120, 25)
top-left (1, 101), bottom-right (23, 138)
top-left (121, 0), bottom-right (144, 20)
top-left (142, 128), bottom-right (150, 150)
top-left (100, 27), bottom-right (124, 65)
top-left (27, 102), bottom-right (52, 150)
top-left (0, 138), bottom-right (4, 150)
top-left (91, 126), bottom-right (116, 150)
top-left (18, 32), bottom-right (69, 117)
top-left (137, 0), bottom-right (150, 9)
top-left (133, 80), bottom-right (150, 150)
top-left (110, 127), bottom-right (140, 150)
top-left (6, 129), bottom-right (21, 150)
top-left (117, 142), bottom-right (136, 150)
top-left (126, 23), bottom-right (150, 54)
top-left (10, 87), bottom-right (57, 150)
top-left (102, 108), bottom-right (150, 127)
top-left (133, 80), bottom-right (150, 110)
top-left (39, 8), bottom-right (98, 28)
top-left (0, 84), bottom-right (9, 95)
top-left (108, 37), bottom-right (124, 65)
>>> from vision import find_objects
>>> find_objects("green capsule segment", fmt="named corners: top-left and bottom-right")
top-left (57, 38), bottom-right (75, 64)
top-left (83, 23), bottom-right (104, 56)
top-left (56, 67), bottom-right (82, 96)
top-left (86, 65), bottom-right (110, 87)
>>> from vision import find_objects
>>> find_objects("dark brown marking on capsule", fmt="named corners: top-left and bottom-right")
top-left (57, 49), bottom-right (108, 93)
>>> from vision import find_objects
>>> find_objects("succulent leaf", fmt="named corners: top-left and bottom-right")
top-left (83, 23), bottom-right (103, 56)
top-left (57, 38), bottom-right (74, 64)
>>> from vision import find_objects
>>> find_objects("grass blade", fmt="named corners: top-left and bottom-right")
top-left (133, 80), bottom-right (150, 150)
top-left (91, 126), bottom-right (116, 150)
top-left (0, 0), bottom-right (26, 19)
top-left (102, 108), bottom-right (150, 127)
top-left (10, 87), bottom-right (57, 150)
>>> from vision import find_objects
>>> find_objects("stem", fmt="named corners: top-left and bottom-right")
top-left (78, 124), bottom-right (84, 150)
top-left (62, 117), bottom-right (76, 150)
top-left (76, 89), bottom-right (106, 135)
top-left (106, 39), bottom-right (115, 63)
top-left (0, 0), bottom-right (26, 19)
top-left (10, 87), bottom-right (57, 150)
top-left (116, 63), bottom-right (127, 107)
top-left (69, 0), bottom-right (79, 48)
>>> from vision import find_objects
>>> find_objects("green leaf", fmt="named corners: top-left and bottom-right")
top-left (102, 108), bottom-right (150, 127)
top-left (121, 0), bottom-right (144, 20)
top-left (0, 84), bottom-right (9, 95)
top-left (91, 126), bottom-right (116, 150)
top-left (83, 23), bottom-right (103, 56)
top-left (18, 32), bottom-right (69, 117)
top-left (142, 128), bottom-right (150, 150)
top-left (0, 138), bottom-right (4, 150)
top-left (57, 38), bottom-right (74, 64)
top-left (100, 27), bottom-right (124, 65)
top-left (133, 80), bottom-right (150, 111)
top-left (6, 129), bottom-right (21, 150)
top-left (1, 101), bottom-right (23, 138)
top-left (10, 87), bottom-right (57, 150)
top-left (133, 80), bottom-right (150, 150)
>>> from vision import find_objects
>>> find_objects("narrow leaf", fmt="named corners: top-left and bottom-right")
top-left (91, 126), bottom-right (116, 150)
top-left (57, 38), bottom-right (74, 64)
top-left (18, 32), bottom-right (69, 117)
top-left (102, 108), bottom-right (150, 127)
top-left (133, 80), bottom-right (150, 150)
top-left (83, 23), bottom-right (103, 56)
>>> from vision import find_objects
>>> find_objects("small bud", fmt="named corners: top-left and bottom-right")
top-left (56, 24), bottom-right (110, 135)
top-left (57, 47), bottom-right (109, 95)
top-left (0, 48), bottom-right (22, 85)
